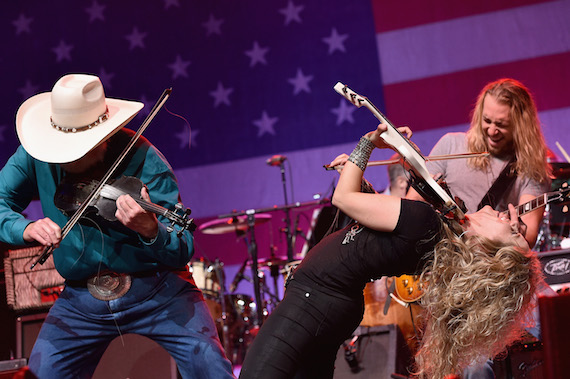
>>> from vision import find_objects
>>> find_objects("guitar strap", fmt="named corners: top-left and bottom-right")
top-left (477, 158), bottom-right (517, 210)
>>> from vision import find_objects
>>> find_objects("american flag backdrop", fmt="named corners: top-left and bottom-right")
top-left (1, 1), bottom-right (570, 266)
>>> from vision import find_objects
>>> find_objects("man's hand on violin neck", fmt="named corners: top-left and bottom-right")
top-left (23, 217), bottom-right (62, 248)
top-left (115, 193), bottom-right (159, 241)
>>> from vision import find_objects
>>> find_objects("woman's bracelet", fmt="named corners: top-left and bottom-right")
top-left (347, 137), bottom-right (375, 171)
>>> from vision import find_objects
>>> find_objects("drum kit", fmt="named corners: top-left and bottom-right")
top-left (192, 202), bottom-right (321, 365)
top-left (535, 162), bottom-right (570, 252)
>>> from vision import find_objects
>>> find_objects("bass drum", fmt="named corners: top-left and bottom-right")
top-left (220, 294), bottom-right (258, 366)
top-left (188, 258), bottom-right (222, 298)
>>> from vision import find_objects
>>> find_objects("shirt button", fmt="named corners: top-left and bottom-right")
top-left (305, 292), bottom-right (310, 297)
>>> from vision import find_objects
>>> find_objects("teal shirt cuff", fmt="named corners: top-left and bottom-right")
top-left (11, 218), bottom-right (33, 246)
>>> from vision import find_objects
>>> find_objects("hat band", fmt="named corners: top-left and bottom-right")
top-left (51, 107), bottom-right (110, 133)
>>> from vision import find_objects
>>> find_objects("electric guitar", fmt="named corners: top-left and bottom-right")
top-left (394, 274), bottom-right (424, 303)
top-left (394, 183), bottom-right (570, 302)
top-left (334, 82), bottom-right (466, 222)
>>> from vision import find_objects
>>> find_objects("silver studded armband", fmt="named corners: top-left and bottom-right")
top-left (347, 137), bottom-right (375, 171)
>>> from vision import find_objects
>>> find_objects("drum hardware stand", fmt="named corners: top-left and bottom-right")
top-left (535, 204), bottom-right (556, 251)
top-left (273, 158), bottom-right (295, 262)
top-left (218, 198), bottom-right (331, 324)
top-left (213, 258), bottom-right (231, 356)
top-left (267, 248), bottom-right (282, 300)
top-left (245, 212), bottom-right (264, 325)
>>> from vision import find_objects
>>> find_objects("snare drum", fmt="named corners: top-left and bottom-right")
top-left (188, 258), bottom-right (222, 297)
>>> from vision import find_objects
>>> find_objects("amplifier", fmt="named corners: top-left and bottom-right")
top-left (334, 324), bottom-right (412, 378)
top-left (0, 359), bottom-right (27, 373)
top-left (538, 248), bottom-right (570, 293)
top-left (3, 246), bottom-right (65, 311)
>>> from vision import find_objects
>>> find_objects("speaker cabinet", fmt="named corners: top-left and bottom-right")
top-left (93, 334), bottom-right (178, 379)
top-left (492, 340), bottom-right (543, 379)
top-left (539, 292), bottom-right (570, 378)
top-left (15, 313), bottom-right (177, 378)
top-left (15, 313), bottom-right (48, 359)
top-left (538, 249), bottom-right (570, 291)
top-left (334, 324), bottom-right (412, 378)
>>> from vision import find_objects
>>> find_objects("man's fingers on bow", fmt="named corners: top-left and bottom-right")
top-left (24, 218), bottom-right (62, 247)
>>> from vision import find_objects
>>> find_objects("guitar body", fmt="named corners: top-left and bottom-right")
top-left (394, 274), bottom-right (424, 303)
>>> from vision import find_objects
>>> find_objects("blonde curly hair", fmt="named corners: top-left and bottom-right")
top-left (414, 221), bottom-right (543, 378)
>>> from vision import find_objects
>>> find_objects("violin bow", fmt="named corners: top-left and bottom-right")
top-left (31, 88), bottom-right (172, 269)
top-left (324, 152), bottom-right (490, 170)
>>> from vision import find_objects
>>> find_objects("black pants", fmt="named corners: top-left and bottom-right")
top-left (239, 280), bottom-right (364, 379)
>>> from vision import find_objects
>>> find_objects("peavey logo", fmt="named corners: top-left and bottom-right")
top-left (544, 258), bottom-right (570, 276)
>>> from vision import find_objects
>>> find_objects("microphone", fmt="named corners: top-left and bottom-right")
top-left (229, 259), bottom-right (249, 292)
top-left (266, 154), bottom-right (287, 166)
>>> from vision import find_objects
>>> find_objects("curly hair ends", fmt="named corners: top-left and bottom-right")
top-left (465, 78), bottom-right (551, 183)
top-left (413, 224), bottom-right (543, 378)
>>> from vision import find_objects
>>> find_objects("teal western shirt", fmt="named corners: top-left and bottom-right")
top-left (0, 129), bottom-right (194, 280)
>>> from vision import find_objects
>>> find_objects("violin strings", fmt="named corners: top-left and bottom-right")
top-left (101, 184), bottom-right (172, 216)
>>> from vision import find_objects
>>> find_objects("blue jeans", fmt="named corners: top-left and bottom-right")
top-left (239, 279), bottom-right (364, 379)
top-left (28, 271), bottom-right (234, 379)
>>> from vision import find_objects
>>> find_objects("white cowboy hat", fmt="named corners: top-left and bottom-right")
top-left (16, 74), bottom-right (144, 163)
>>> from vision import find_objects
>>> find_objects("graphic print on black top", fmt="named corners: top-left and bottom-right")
top-left (342, 224), bottom-right (364, 245)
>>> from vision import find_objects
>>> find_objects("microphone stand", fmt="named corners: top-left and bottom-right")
top-left (278, 162), bottom-right (295, 262)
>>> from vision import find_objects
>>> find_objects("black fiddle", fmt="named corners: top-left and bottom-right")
top-left (54, 175), bottom-right (195, 236)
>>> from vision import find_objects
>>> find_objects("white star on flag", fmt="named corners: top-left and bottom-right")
top-left (254, 111), bottom-right (278, 137)
top-left (245, 41), bottom-right (269, 68)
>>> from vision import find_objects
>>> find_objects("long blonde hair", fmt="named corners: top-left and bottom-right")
top-left (414, 221), bottom-right (543, 378)
top-left (466, 78), bottom-right (550, 183)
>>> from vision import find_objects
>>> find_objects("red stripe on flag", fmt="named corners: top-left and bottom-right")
top-left (371, 0), bottom-right (555, 33)
top-left (382, 51), bottom-right (570, 131)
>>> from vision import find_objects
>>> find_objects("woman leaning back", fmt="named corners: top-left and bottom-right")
top-left (238, 123), bottom-right (543, 379)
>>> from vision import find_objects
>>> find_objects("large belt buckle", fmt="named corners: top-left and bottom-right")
top-left (87, 272), bottom-right (132, 301)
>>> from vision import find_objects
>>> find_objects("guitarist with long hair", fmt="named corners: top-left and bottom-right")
top-left (408, 78), bottom-right (552, 378)
top-left (411, 78), bottom-right (551, 247)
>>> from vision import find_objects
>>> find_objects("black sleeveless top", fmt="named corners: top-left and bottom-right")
top-left (292, 199), bottom-right (442, 299)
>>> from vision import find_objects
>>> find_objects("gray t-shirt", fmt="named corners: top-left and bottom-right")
top-left (426, 132), bottom-right (549, 213)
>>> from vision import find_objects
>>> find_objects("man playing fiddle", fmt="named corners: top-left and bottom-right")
top-left (0, 74), bottom-right (234, 378)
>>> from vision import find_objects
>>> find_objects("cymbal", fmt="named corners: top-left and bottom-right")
top-left (255, 256), bottom-right (303, 268)
top-left (198, 213), bottom-right (272, 235)
top-left (256, 256), bottom-right (288, 268)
